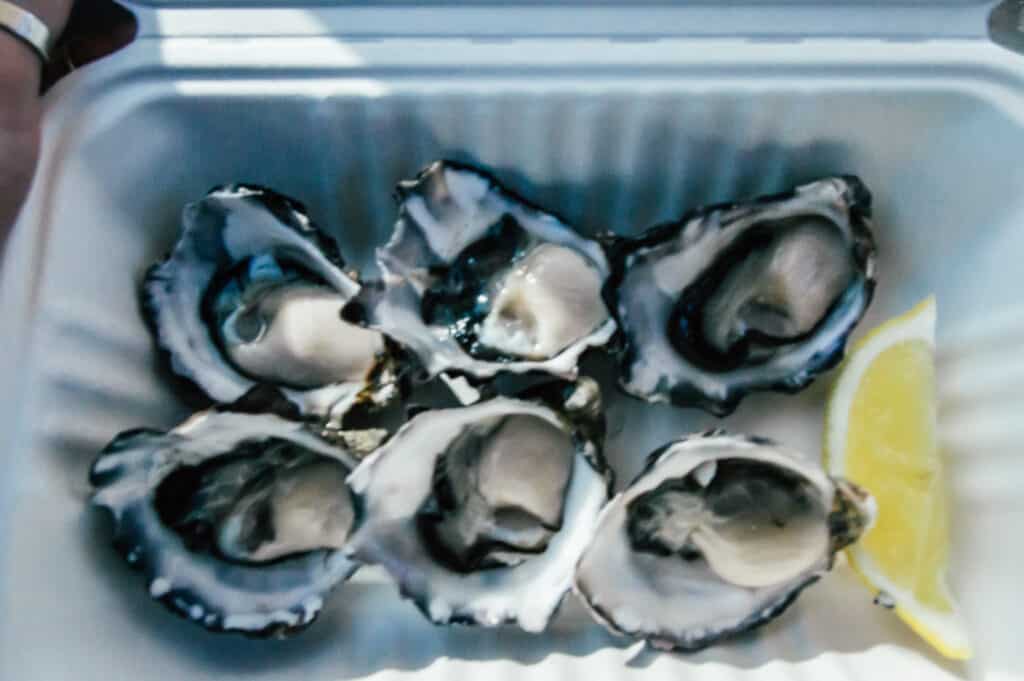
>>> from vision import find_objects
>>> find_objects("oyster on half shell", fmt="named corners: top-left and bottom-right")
top-left (144, 184), bottom-right (399, 421)
top-left (345, 380), bottom-right (610, 631)
top-left (344, 161), bottom-right (616, 399)
top-left (574, 430), bottom-right (874, 652)
top-left (90, 397), bottom-right (365, 636)
top-left (606, 176), bottom-right (876, 415)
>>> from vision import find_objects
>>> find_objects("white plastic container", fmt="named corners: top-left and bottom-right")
top-left (1, 2), bottom-right (1021, 679)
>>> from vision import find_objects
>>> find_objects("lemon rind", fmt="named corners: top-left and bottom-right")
top-left (846, 545), bottom-right (971, 660)
top-left (824, 296), bottom-right (972, 660)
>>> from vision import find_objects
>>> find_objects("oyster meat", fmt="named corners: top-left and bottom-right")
top-left (606, 176), bottom-right (876, 415)
top-left (144, 184), bottom-right (398, 420)
top-left (90, 401), bottom-right (364, 635)
top-left (344, 161), bottom-right (616, 394)
top-left (345, 380), bottom-right (610, 631)
top-left (573, 431), bottom-right (874, 652)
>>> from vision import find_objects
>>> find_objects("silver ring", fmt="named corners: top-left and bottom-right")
top-left (0, 0), bottom-right (52, 62)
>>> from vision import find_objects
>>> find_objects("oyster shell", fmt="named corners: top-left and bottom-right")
top-left (573, 431), bottom-right (874, 652)
top-left (344, 161), bottom-right (616, 396)
top-left (90, 401), bottom-right (364, 635)
top-left (144, 184), bottom-right (398, 421)
top-left (606, 177), bottom-right (876, 415)
top-left (345, 380), bottom-right (610, 631)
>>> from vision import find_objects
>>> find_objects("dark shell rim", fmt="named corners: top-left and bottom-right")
top-left (600, 175), bottom-right (877, 416)
top-left (376, 159), bottom-right (614, 370)
top-left (89, 407), bottom-right (360, 636)
top-left (139, 183), bottom-right (399, 415)
top-left (346, 389), bottom-right (611, 629)
top-left (572, 429), bottom-right (831, 652)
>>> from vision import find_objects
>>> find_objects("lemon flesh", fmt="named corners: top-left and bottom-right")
top-left (826, 297), bottom-right (971, 660)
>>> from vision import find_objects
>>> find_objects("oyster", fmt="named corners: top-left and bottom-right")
top-left (344, 161), bottom-right (616, 396)
top-left (144, 184), bottom-right (398, 421)
top-left (345, 380), bottom-right (610, 631)
top-left (90, 399), bottom-right (364, 635)
top-left (606, 177), bottom-right (876, 415)
top-left (574, 431), bottom-right (874, 652)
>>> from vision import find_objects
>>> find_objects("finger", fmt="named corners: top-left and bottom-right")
top-left (41, 0), bottom-right (137, 93)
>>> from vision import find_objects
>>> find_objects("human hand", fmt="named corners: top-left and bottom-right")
top-left (0, 1), bottom-right (71, 245)
top-left (0, 0), bottom-right (135, 252)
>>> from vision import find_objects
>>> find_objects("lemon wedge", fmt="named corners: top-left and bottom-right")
top-left (825, 296), bottom-right (971, 660)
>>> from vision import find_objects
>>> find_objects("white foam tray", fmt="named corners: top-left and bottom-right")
top-left (1, 5), bottom-right (1022, 680)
